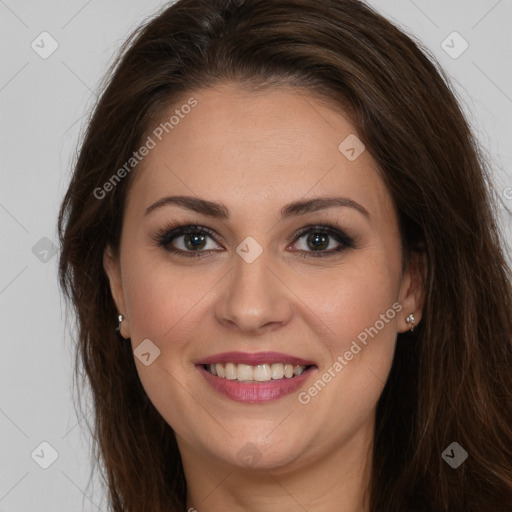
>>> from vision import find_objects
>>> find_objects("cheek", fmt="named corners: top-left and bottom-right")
top-left (311, 245), bottom-right (400, 345)
top-left (323, 271), bottom-right (399, 349)
top-left (120, 253), bottom-right (217, 426)
top-left (295, 254), bottom-right (401, 418)
top-left (122, 250), bottom-right (218, 346)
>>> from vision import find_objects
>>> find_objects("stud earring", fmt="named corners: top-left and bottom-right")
top-left (115, 314), bottom-right (124, 335)
top-left (405, 313), bottom-right (415, 332)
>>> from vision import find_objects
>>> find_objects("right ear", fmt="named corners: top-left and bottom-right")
top-left (103, 245), bottom-right (130, 338)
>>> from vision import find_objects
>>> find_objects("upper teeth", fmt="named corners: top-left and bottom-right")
top-left (207, 363), bottom-right (307, 381)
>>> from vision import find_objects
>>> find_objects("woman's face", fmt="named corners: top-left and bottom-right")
top-left (104, 83), bottom-right (424, 474)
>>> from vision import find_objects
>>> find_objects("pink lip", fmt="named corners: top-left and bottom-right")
top-left (197, 364), bottom-right (316, 403)
top-left (195, 351), bottom-right (316, 366)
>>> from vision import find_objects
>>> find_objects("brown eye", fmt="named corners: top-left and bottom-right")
top-left (152, 222), bottom-right (356, 259)
top-left (150, 222), bottom-right (222, 259)
top-left (290, 224), bottom-right (356, 258)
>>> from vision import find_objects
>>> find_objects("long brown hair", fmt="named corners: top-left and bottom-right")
top-left (57, 1), bottom-right (512, 510)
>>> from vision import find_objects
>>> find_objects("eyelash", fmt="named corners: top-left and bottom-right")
top-left (150, 219), bottom-right (357, 259)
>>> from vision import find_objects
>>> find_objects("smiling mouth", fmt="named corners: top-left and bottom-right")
top-left (203, 362), bottom-right (315, 382)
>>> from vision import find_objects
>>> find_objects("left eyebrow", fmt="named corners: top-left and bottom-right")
top-left (144, 194), bottom-right (371, 221)
top-left (280, 196), bottom-right (370, 220)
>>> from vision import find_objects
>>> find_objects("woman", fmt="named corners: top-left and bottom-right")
top-left (57, 0), bottom-right (512, 510)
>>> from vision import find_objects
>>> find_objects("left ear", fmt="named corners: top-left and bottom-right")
top-left (397, 251), bottom-right (427, 333)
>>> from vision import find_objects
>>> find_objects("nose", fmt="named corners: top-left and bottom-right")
top-left (214, 247), bottom-right (293, 335)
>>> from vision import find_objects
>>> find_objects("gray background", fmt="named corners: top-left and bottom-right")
top-left (0, 0), bottom-right (511, 510)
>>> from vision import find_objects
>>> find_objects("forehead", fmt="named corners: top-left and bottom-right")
top-left (125, 84), bottom-right (395, 224)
